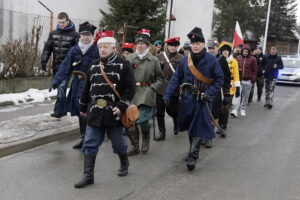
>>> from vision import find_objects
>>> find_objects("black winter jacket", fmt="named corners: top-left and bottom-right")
top-left (216, 54), bottom-right (231, 94)
top-left (41, 22), bottom-right (80, 71)
top-left (255, 53), bottom-right (267, 76)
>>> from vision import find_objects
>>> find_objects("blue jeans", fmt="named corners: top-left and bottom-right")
top-left (53, 76), bottom-right (68, 115)
top-left (83, 125), bottom-right (128, 155)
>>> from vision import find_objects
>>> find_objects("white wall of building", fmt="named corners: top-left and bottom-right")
top-left (0, 0), bottom-right (108, 22)
top-left (165, 0), bottom-right (214, 46)
top-left (0, 0), bottom-right (109, 50)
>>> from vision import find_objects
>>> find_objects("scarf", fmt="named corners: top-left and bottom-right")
top-left (191, 48), bottom-right (206, 66)
top-left (226, 55), bottom-right (234, 63)
top-left (78, 40), bottom-right (93, 55)
top-left (136, 48), bottom-right (150, 60)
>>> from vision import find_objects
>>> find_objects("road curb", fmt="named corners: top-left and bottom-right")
top-left (0, 128), bottom-right (79, 158)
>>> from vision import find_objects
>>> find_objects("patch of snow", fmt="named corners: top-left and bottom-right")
top-left (0, 104), bottom-right (34, 113)
top-left (0, 112), bottom-right (78, 144)
top-left (0, 88), bottom-right (69, 105)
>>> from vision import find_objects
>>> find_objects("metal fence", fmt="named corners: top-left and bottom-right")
top-left (0, 9), bottom-right (98, 78)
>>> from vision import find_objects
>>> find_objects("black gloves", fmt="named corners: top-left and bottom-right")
top-left (223, 94), bottom-right (232, 105)
top-left (235, 87), bottom-right (240, 98)
top-left (201, 93), bottom-right (213, 103)
top-left (48, 86), bottom-right (56, 92)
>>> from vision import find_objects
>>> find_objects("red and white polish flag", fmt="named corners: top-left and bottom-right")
top-left (233, 21), bottom-right (244, 48)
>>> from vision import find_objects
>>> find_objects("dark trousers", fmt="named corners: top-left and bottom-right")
top-left (212, 91), bottom-right (222, 119)
top-left (52, 70), bottom-right (68, 114)
top-left (219, 95), bottom-right (233, 129)
top-left (249, 76), bottom-right (265, 101)
top-left (256, 76), bottom-right (265, 99)
top-left (83, 125), bottom-right (127, 155)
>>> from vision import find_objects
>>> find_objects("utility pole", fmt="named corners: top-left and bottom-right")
top-left (167, 0), bottom-right (174, 38)
top-left (38, 0), bottom-right (53, 32)
top-left (263, 0), bottom-right (272, 54)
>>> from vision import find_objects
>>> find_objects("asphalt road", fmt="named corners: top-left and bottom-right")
top-left (0, 85), bottom-right (300, 200)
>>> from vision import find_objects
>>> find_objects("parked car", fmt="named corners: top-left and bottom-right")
top-left (277, 57), bottom-right (300, 84)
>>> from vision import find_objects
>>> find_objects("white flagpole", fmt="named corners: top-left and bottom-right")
top-left (263, 0), bottom-right (272, 54)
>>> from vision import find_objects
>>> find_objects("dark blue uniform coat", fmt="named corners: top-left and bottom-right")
top-left (163, 52), bottom-right (224, 139)
top-left (52, 45), bottom-right (99, 116)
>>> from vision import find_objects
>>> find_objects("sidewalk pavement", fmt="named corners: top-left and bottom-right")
top-left (0, 111), bottom-right (79, 158)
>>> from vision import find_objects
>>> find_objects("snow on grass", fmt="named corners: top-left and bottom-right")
top-left (0, 88), bottom-right (68, 105)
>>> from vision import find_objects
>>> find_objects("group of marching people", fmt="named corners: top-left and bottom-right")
top-left (42, 12), bottom-right (284, 189)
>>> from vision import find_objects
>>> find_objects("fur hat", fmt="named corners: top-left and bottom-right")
top-left (79, 21), bottom-right (97, 34)
top-left (187, 27), bottom-right (205, 43)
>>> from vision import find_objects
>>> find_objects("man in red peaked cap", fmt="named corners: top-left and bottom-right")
top-left (121, 42), bottom-right (135, 59)
top-left (155, 36), bottom-right (183, 141)
top-left (93, 30), bottom-right (114, 45)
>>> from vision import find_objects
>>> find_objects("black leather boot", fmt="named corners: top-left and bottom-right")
top-left (185, 136), bottom-right (193, 161)
top-left (154, 116), bottom-right (166, 141)
top-left (173, 117), bottom-right (179, 135)
top-left (141, 129), bottom-right (150, 153)
top-left (73, 115), bottom-right (86, 149)
top-left (118, 154), bottom-right (129, 177)
top-left (187, 137), bottom-right (201, 171)
top-left (74, 154), bottom-right (96, 188)
top-left (127, 126), bottom-right (140, 156)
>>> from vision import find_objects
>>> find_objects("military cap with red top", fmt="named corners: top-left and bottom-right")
top-left (187, 27), bottom-right (205, 43)
top-left (164, 36), bottom-right (180, 46)
top-left (93, 30), bottom-right (115, 45)
top-left (122, 42), bottom-right (135, 53)
top-left (135, 29), bottom-right (151, 45)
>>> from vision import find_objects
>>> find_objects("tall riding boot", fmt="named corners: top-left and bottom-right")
top-left (127, 126), bottom-right (140, 156)
top-left (73, 115), bottom-right (86, 149)
top-left (185, 136), bottom-right (193, 161)
top-left (141, 129), bottom-right (150, 153)
top-left (154, 116), bottom-right (166, 141)
top-left (187, 137), bottom-right (201, 171)
top-left (118, 154), bottom-right (129, 177)
top-left (74, 154), bottom-right (96, 188)
top-left (173, 117), bottom-right (179, 135)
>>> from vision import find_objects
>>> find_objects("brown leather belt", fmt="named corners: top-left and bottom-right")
top-left (136, 82), bottom-right (150, 87)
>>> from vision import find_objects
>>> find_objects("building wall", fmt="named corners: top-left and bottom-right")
top-left (0, 0), bottom-right (108, 22)
top-left (165, 0), bottom-right (214, 46)
top-left (0, 0), bottom-right (108, 51)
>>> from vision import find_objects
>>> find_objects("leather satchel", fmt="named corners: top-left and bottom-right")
top-left (99, 62), bottom-right (139, 127)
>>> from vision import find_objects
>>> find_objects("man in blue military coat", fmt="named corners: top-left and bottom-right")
top-left (50, 21), bottom-right (99, 149)
top-left (163, 27), bottom-right (224, 171)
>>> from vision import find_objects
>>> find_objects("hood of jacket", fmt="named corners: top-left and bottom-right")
top-left (241, 44), bottom-right (252, 58)
top-left (57, 21), bottom-right (76, 32)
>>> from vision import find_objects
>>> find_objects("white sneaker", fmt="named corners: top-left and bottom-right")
top-left (230, 109), bottom-right (238, 118)
top-left (240, 110), bottom-right (246, 116)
